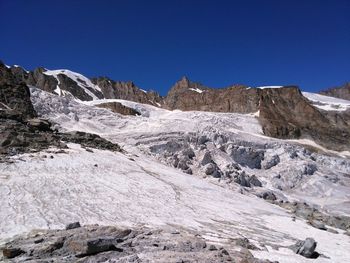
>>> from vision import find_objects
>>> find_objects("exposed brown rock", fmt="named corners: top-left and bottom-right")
top-left (164, 76), bottom-right (259, 113)
top-left (92, 77), bottom-right (163, 106)
top-left (95, 102), bottom-right (140, 116)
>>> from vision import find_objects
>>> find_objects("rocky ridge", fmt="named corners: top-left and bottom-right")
top-left (5, 62), bottom-right (350, 151)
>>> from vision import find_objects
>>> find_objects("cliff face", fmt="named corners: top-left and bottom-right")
top-left (258, 87), bottom-right (350, 151)
top-left (91, 77), bottom-right (163, 106)
top-left (164, 77), bottom-right (259, 113)
top-left (320, 83), bottom-right (350, 100)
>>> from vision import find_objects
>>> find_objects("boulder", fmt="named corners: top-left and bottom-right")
top-left (308, 220), bottom-right (327, 231)
top-left (27, 118), bottom-right (51, 131)
top-left (258, 191), bottom-right (277, 201)
top-left (262, 155), bottom-right (280, 169)
top-left (65, 222), bottom-right (81, 230)
top-left (2, 247), bottom-right (24, 259)
top-left (200, 151), bottom-right (212, 166)
top-left (291, 238), bottom-right (319, 258)
top-left (67, 237), bottom-right (118, 257)
top-left (234, 172), bottom-right (262, 187)
top-left (249, 175), bottom-right (262, 187)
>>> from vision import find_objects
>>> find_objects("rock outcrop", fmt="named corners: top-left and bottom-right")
top-left (290, 238), bottom-right (319, 258)
top-left (95, 101), bottom-right (140, 116)
top-left (320, 83), bottom-right (350, 100)
top-left (0, 224), bottom-right (274, 262)
top-left (91, 77), bottom-right (163, 106)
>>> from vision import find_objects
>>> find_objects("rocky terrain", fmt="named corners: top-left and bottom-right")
top-left (1, 60), bottom-right (350, 262)
top-left (1, 223), bottom-right (281, 262)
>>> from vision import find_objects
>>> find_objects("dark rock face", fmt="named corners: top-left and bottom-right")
top-left (95, 102), bottom-right (140, 116)
top-left (0, 63), bottom-right (36, 120)
top-left (320, 83), bottom-right (350, 100)
top-left (164, 77), bottom-right (259, 113)
top-left (0, 224), bottom-right (275, 263)
top-left (92, 77), bottom-right (163, 106)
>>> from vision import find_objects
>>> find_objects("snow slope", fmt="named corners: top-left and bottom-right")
top-left (302, 92), bottom-right (350, 111)
top-left (1, 144), bottom-right (350, 262)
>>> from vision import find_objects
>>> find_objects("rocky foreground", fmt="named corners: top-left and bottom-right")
top-left (1, 222), bottom-right (324, 263)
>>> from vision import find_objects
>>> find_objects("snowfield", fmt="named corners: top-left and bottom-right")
top-left (302, 92), bottom-right (350, 111)
top-left (1, 87), bottom-right (350, 262)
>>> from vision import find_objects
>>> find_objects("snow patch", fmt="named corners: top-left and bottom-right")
top-left (189, 88), bottom-right (204, 93)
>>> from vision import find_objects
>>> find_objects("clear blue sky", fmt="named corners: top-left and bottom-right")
top-left (1, 0), bottom-right (349, 95)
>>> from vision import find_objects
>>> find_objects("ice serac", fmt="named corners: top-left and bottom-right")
top-left (164, 76), bottom-right (259, 113)
top-left (91, 77), bottom-right (163, 106)
top-left (320, 82), bottom-right (350, 100)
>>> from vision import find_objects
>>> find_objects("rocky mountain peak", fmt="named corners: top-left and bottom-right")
top-left (178, 75), bottom-right (190, 85)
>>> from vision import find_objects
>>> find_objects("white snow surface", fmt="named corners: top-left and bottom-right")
top-left (43, 69), bottom-right (102, 100)
top-left (1, 87), bottom-right (350, 262)
top-left (302, 92), bottom-right (350, 111)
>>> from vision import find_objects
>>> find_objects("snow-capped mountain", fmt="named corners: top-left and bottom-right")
top-left (1, 61), bottom-right (350, 262)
